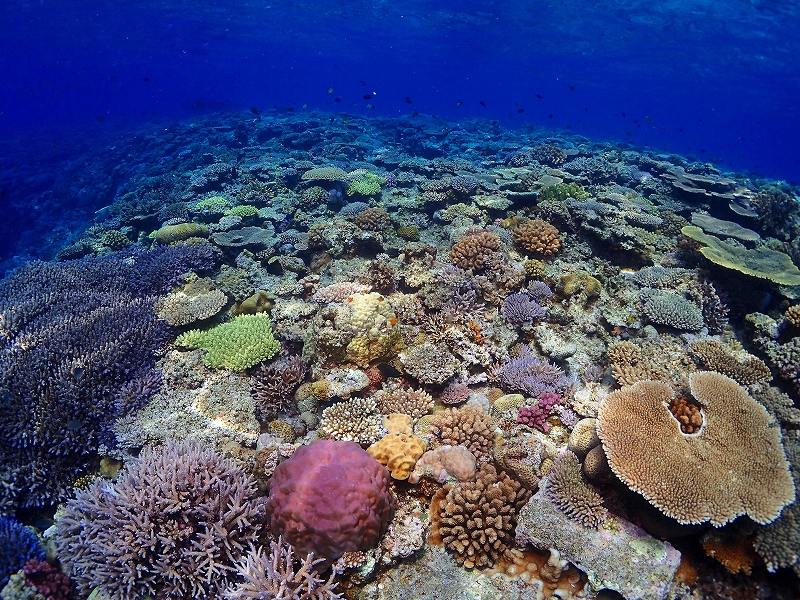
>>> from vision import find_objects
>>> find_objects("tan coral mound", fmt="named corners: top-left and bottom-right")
top-left (449, 230), bottom-right (499, 270)
top-left (428, 406), bottom-right (497, 461)
top-left (690, 339), bottom-right (771, 385)
top-left (545, 451), bottom-right (607, 529)
top-left (434, 463), bottom-right (531, 568)
top-left (512, 219), bottom-right (560, 256)
top-left (597, 373), bottom-right (795, 526)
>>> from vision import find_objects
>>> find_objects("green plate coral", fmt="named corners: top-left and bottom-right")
top-left (175, 313), bottom-right (281, 371)
top-left (681, 226), bottom-right (800, 286)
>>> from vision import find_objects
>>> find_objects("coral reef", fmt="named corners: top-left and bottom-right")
top-left (427, 406), bottom-right (496, 461)
top-left (0, 518), bottom-right (45, 589)
top-left (489, 345), bottom-right (572, 397)
top-left (265, 440), bottom-right (395, 564)
top-left (596, 374), bottom-right (795, 526)
top-left (689, 339), bottom-right (771, 385)
top-left (250, 355), bottom-right (307, 421)
top-left (372, 383), bottom-right (434, 421)
top-left (54, 440), bottom-right (264, 599)
top-left (449, 230), bottom-right (499, 271)
top-left (319, 397), bottom-right (384, 446)
top-left (544, 451), bottom-right (607, 528)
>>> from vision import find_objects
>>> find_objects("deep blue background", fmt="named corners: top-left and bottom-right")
top-left (2, 1), bottom-right (798, 179)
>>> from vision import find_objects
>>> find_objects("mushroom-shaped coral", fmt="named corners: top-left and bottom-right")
top-left (596, 373), bottom-right (795, 526)
top-left (367, 432), bottom-right (427, 480)
top-left (512, 219), bottom-right (560, 256)
top-left (449, 230), bottom-right (499, 271)
top-left (265, 440), bottom-right (395, 564)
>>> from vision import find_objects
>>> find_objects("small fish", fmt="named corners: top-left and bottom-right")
top-left (249, 106), bottom-right (260, 115)
top-left (363, 94), bottom-right (372, 100)
top-left (405, 96), bottom-right (413, 104)
top-left (569, 85), bottom-right (575, 92)
top-left (479, 100), bottom-right (486, 106)
top-left (360, 80), bottom-right (366, 86)
top-left (342, 119), bottom-right (349, 124)
top-left (34, 518), bottom-right (54, 530)
top-left (302, 104), bottom-right (308, 110)
top-left (626, 131), bottom-right (633, 136)
top-left (645, 115), bottom-right (653, 122)
top-left (142, 77), bottom-right (149, 82)
top-left (622, 112), bottom-right (626, 117)
top-left (327, 87), bottom-right (334, 94)
top-left (66, 420), bottom-right (84, 431)
top-left (517, 108), bottom-right (525, 113)
top-left (536, 94), bottom-right (542, 99)
top-left (376, 363), bottom-right (402, 379)
top-left (548, 114), bottom-right (553, 118)
top-left (72, 366), bottom-right (84, 380)
top-left (566, 124), bottom-right (572, 129)
top-left (455, 101), bottom-right (463, 108)
top-left (334, 97), bottom-right (342, 103)
top-left (367, 103), bottom-right (375, 109)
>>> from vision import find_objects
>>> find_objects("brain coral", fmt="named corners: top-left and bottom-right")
top-left (449, 230), bottom-right (499, 271)
top-left (434, 463), bottom-right (531, 568)
top-left (512, 219), bottom-right (561, 256)
top-left (266, 440), bottom-right (395, 564)
top-left (175, 313), bottom-right (281, 371)
top-left (596, 373), bottom-right (795, 526)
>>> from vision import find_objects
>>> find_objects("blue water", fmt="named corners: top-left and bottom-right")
top-left (1, 0), bottom-right (799, 265)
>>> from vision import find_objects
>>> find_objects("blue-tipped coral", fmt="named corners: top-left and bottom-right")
top-left (0, 516), bottom-right (45, 589)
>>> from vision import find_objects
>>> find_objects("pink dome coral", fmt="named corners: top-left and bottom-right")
top-left (265, 440), bottom-right (395, 564)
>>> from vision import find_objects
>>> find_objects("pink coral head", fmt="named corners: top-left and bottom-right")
top-left (537, 391), bottom-right (562, 409)
top-left (266, 440), bottom-right (395, 565)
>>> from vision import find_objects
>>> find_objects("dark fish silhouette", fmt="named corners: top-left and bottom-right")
top-left (411, 110), bottom-right (419, 117)
top-left (455, 101), bottom-right (463, 107)
top-left (536, 94), bottom-right (542, 99)
top-left (360, 80), bottom-right (367, 86)
top-left (376, 363), bottom-right (402, 378)
top-left (367, 103), bottom-right (375, 109)
top-left (405, 96), bottom-right (413, 104)
top-left (548, 114), bottom-right (553, 118)
top-left (363, 94), bottom-right (372, 100)
top-left (569, 85), bottom-right (575, 92)
top-left (250, 106), bottom-right (260, 115)
top-left (142, 77), bottom-right (150, 82)
top-left (517, 108), bottom-right (525, 113)
top-left (334, 97), bottom-right (342, 102)
top-left (72, 366), bottom-right (84, 380)
top-left (479, 100), bottom-right (486, 106)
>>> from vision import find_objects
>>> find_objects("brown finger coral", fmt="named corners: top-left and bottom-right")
top-left (428, 406), bottom-right (497, 461)
top-left (596, 372), bottom-right (795, 526)
top-left (433, 463), bottom-right (531, 569)
top-left (545, 451), bottom-right (607, 529)
top-left (449, 230), bottom-right (499, 271)
top-left (512, 219), bottom-right (561, 256)
top-left (689, 339), bottom-right (771, 385)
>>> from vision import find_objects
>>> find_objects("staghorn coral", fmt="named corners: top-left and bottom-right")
top-left (367, 432), bottom-right (427, 480)
top-left (545, 451), bottom-right (607, 528)
top-left (434, 463), bottom-right (531, 569)
top-left (428, 406), bottom-right (496, 461)
top-left (250, 355), bottom-right (307, 421)
top-left (175, 313), bottom-right (281, 371)
top-left (512, 219), bottom-right (560, 256)
top-left (372, 383), bottom-right (433, 421)
top-left (54, 440), bottom-right (264, 599)
top-left (501, 292), bottom-right (546, 327)
top-left (154, 288), bottom-right (227, 326)
top-left (266, 440), bottom-right (394, 565)
top-left (449, 230), bottom-right (499, 271)
top-left (596, 373), bottom-right (795, 526)
top-left (689, 339), bottom-right (771, 385)
top-left (319, 397), bottom-right (384, 446)
top-left (438, 381), bottom-right (471, 405)
top-left (489, 345), bottom-right (572, 398)
top-left (223, 537), bottom-right (340, 600)
top-left (0, 246), bottom-right (214, 512)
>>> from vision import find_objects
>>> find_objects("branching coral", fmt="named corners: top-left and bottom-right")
top-left (223, 537), bottom-right (341, 600)
top-left (512, 219), bottom-right (561, 256)
top-left (428, 406), bottom-right (496, 461)
top-left (689, 339), bottom-right (771, 385)
top-left (488, 345), bottom-right (572, 397)
top-left (449, 230), bottom-right (499, 271)
top-left (250, 355), bottom-right (307, 421)
top-left (545, 451), bottom-right (607, 528)
top-left (372, 382), bottom-right (434, 421)
top-left (0, 518), bottom-right (45, 589)
top-left (54, 440), bottom-right (265, 599)
top-left (319, 397), bottom-right (385, 446)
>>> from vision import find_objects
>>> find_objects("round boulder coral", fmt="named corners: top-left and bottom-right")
top-left (449, 230), bottom-right (499, 271)
top-left (512, 219), bottom-right (560, 256)
top-left (266, 440), bottom-right (395, 564)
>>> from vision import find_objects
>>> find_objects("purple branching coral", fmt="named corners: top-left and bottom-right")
top-left (525, 280), bottom-right (553, 303)
top-left (0, 246), bottom-right (214, 513)
top-left (223, 537), bottom-right (341, 600)
top-left (516, 392), bottom-right (562, 432)
top-left (501, 293), bottom-right (546, 327)
top-left (489, 345), bottom-right (572, 398)
top-left (54, 440), bottom-right (265, 600)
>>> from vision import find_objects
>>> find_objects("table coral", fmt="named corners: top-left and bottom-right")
top-left (266, 440), bottom-right (395, 564)
top-left (597, 373), bottom-right (795, 526)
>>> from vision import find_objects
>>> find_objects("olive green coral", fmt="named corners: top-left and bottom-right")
top-left (681, 226), bottom-right (800, 286)
top-left (539, 182), bottom-right (588, 203)
top-left (175, 313), bottom-right (281, 371)
top-left (347, 172), bottom-right (385, 196)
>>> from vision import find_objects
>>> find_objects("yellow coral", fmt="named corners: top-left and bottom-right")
top-left (383, 413), bottom-right (413, 434)
top-left (367, 433), bottom-right (427, 480)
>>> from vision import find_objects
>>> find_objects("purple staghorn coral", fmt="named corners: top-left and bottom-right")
top-left (55, 440), bottom-right (264, 600)
top-left (501, 292), bottom-right (546, 327)
top-left (489, 345), bottom-right (572, 398)
top-left (0, 246), bottom-right (214, 512)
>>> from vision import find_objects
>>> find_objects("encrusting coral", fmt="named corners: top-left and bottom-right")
top-left (596, 373), bottom-right (795, 526)
top-left (433, 463), bottom-right (531, 569)
top-left (54, 440), bottom-right (265, 599)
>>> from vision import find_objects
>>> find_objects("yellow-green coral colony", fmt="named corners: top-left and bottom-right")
top-left (175, 313), bottom-right (280, 370)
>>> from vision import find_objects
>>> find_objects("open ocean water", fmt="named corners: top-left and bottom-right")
top-left (1, 2), bottom-right (800, 599)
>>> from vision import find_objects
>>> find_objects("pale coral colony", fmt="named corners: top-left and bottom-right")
top-left (4, 111), bottom-right (800, 600)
